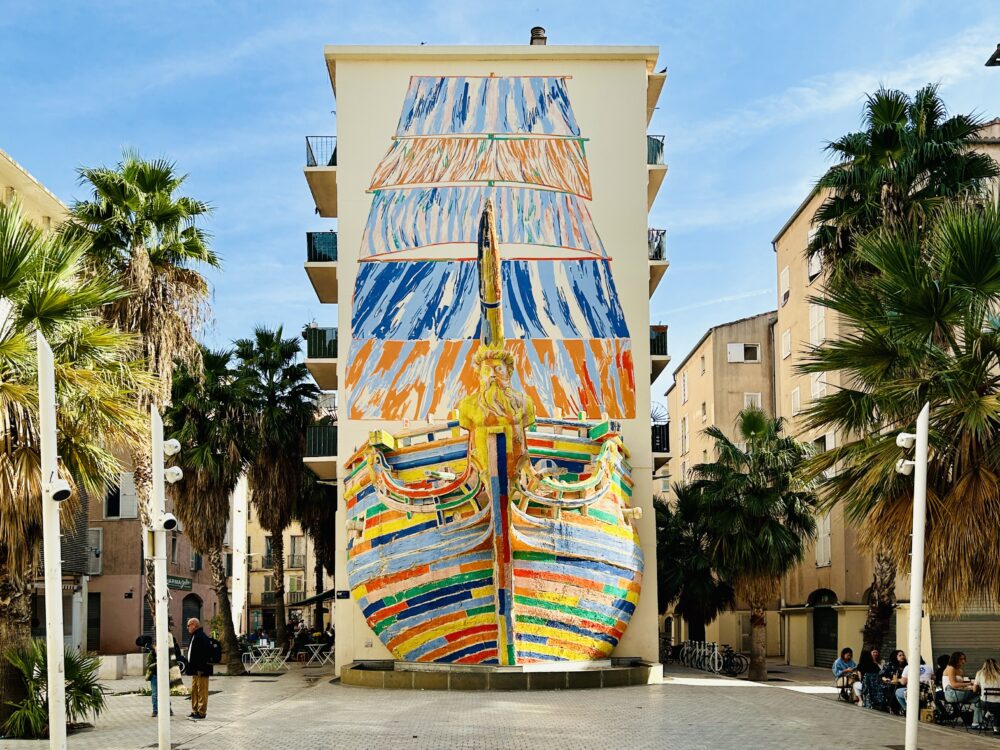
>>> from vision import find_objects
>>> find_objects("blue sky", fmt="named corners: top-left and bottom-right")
top-left (2, 1), bottom-right (998, 409)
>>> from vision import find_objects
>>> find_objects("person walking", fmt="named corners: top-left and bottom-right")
top-left (186, 617), bottom-right (213, 720)
top-left (144, 634), bottom-right (180, 718)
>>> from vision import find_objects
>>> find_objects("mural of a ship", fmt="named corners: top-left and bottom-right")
top-left (343, 74), bottom-right (642, 666)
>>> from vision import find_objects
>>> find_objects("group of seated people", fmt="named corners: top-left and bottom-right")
top-left (833, 647), bottom-right (1000, 732)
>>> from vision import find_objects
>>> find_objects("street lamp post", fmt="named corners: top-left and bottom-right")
top-left (148, 408), bottom-right (183, 750)
top-left (37, 331), bottom-right (67, 750)
top-left (897, 402), bottom-right (930, 750)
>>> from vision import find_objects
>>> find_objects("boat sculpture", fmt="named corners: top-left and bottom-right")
top-left (343, 203), bottom-right (643, 665)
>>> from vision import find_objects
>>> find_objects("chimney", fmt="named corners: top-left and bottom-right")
top-left (530, 27), bottom-right (547, 45)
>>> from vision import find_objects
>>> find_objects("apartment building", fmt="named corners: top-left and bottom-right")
top-left (774, 118), bottom-right (1000, 669)
top-left (244, 510), bottom-right (335, 635)
top-left (663, 311), bottom-right (781, 652)
top-left (301, 35), bottom-right (669, 671)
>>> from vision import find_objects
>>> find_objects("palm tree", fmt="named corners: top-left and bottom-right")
top-left (810, 84), bottom-right (999, 278)
top-left (655, 485), bottom-right (735, 642)
top-left (0, 199), bottom-right (145, 724)
top-left (802, 201), bottom-right (1000, 617)
top-left (68, 150), bottom-right (218, 530)
top-left (164, 347), bottom-right (251, 675)
top-left (807, 87), bottom-right (999, 649)
top-left (236, 327), bottom-right (318, 652)
top-left (296, 464), bottom-right (336, 631)
top-left (692, 408), bottom-right (817, 681)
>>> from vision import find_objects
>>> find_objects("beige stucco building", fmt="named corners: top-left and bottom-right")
top-left (662, 311), bottom-right (782, 654)
top-left (301, 38), bottom-right (669, 673)
top-left (774, 118), bottom-right (1000, 669)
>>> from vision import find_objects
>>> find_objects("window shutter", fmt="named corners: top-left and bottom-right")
top-left (119, 472), bottom-right (137, 518)
top-left (791, 387), bottom-right (801, 415)
top-left (815, 513), bottom-right (832, 566)
top-left (781, 329), bottom-right (791, 359)
top-left (88, 528), bottom-right (103, 575)
top-left (780, 267), bottom-right (790, 305)
top-left (727, 343), bottom-right (744, 363)
top-left (811, 372), bottom-right (827, 399)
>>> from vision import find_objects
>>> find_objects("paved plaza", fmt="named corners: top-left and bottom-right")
top-left (5, 663), bottom-right (999, 750)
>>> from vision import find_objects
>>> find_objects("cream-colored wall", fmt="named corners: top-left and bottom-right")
top-left (785, 611), bottom-right (812, 666)
top-left (666, 330), bottom-right (716, 485)
top-left (330, 47), bottom-right (661, 670)
top-left (0, 148), bottom-right (67, 229)
top-left (705, 610), bottom-right (782, 657)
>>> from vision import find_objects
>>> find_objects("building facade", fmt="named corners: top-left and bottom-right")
top-left (773, 118), bottom-right (1000, 669)
top-left (662, 311), bottom-right (781, 653)
top-left (302, 38), bottom-right (668, 672)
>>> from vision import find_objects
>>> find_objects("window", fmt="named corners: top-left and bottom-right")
top-left (680, 461), bottom-right (687, 480)
top-left (170, 535), bottom-right (178, 564)
top-left (736, 441), bottom-right (748, 453)
top-left (263, 575), bottom-right (274, 592)
top-left (780, 266), bottom-right (790, 306)
top-left (105, 472), bottom-right (137, 519)
top-left (226, 553), bottom-right (233, 577)
top-left (289, 536), bottom-right (306, 569)
top-left (727, 343), bottom-right (760, 363)
top-left (808, 303), bottom-right (826, 346)
top-left (791, 387), bottom-right (801, 415)
top-left (680, 416), bottom-right (689, 455)
top-left (702, 449), bottom-right (708, 463)
top-left (811, 371), bottom-right (827, 399)
top-left (744, 392), bottom-right (762, 409)
top-left (680, 372), bottom-right (688, 404)
top-left (700, 401), bottom-right (707, 423)
top-left (815, 512), bottom-right (832, 567)
top-left (807, 251), bottom-right (824, 282)
top-left (699, 355), bottom-right (706, 375)
top-left (104, 486), bottom-right (120, 519)
top-left (87, 528), bottom-right (103, 575)
top-left (190, 551), bottom-right (203, 572)
top-left (781, 329), bottom-right (791, 359)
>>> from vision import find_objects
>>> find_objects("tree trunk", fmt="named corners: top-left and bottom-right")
top-left (748, 606), bottom-right (768, 681)
top-left (132, 445), bottom-right (159, 625)
top-left (863, 548), bottom-right (897, 653)
top-left (208, 548), bottom-right (245, 676)
top-left (270, 533), bottom-right (287, 653)
top-left (687, 618), bottom-right (706, 643)
top-left (0, 575), bottom-right (32, 728)
top-left (313, 555), bottom-right (324, 633)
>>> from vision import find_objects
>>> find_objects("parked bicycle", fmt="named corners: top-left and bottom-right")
top-left (717, 644), bottom-right (750, 677)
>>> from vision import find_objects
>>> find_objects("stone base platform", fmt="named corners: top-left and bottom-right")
top-left (339, 658), bottom-right (662, 690)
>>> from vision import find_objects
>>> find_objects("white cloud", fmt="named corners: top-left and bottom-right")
top-left (657, 288), bottom-right (772, 316)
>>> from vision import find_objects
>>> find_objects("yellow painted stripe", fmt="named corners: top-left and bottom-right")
top-left (393, 612), bottom-right (494, 654)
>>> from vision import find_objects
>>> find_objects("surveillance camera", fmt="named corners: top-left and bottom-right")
top-left (48, 477), bottom-right (73, 502)
top-left (163, 438), bottom-right (181, 457)
top-left (155, 513), bottom-right (179, 531)
top-left (896, 433), bottom-right (916, 450)
top-left (164, 466), bottom-right (184, 484)
top-left (895, 459), bottom-right (914, 476)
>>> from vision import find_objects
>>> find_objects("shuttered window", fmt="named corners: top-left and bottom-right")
top-left (119, 472), bottom-right (138, 519)
top-left (809, 303), bottom-right (826, 346)
top-left (87, 528), bottom-right (103, 575)
top-left (815, 512), bottom-right (832, 567)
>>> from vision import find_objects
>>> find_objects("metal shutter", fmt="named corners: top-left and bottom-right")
top-left (931, 599), bottom-right (1000, 671)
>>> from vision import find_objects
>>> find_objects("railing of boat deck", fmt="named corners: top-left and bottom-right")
top-left (650, 326), bottom-right (669, 356)
top-left (306, 424), bottom-right (338, 456)
top-left (304, 327), bottom-right (338, 359)
top-left (306, 136), bottom-right (337, 167)
top-left (652, 423), bottom-right (670, 453)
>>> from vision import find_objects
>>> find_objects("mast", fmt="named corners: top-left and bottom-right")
top-left (477, 199), bottom-right (503, 348)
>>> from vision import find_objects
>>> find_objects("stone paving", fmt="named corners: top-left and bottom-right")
top-left (5, 663), bottom-right (1000, 749)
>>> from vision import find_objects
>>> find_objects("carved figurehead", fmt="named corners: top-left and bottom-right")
top-left (458, 200), bottom-right (536, 472)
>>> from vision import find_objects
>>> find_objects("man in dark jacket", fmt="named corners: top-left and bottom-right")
top-left (186, 618), bottom-right (213, 720)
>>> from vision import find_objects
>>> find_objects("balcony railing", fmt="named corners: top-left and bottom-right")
top-left (262, 591), bottom-right (276, 606)
top-left (306, 424), bottom-right (338, 457)
top-left (306, 136), bottom-right (337, 167)
top-left (647, 135), bottom-right (666, 165)
top-left (650, 326), bottom-right (669, 356)
top-left (287, 554), bottom-right (306, 570)
top-left (262, 554), bottom-right (273, 569)
top-left (305, 326), bottom-right (338, 358)
top-left (652, 423), bottom-right (670, 453)
top-left (648, 229), bottom-right (667, 260)
top-left (307, 231), bottom-right (338, 262)
top-left (288, 590), bottom-right (306, 604)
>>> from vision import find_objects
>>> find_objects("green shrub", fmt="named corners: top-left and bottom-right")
top-left (2, 639), bottom-right (107, 738)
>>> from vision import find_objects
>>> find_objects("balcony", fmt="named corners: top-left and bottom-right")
top-left (261, 591), bottom-right (276, 607)
top-left (646, 71), bottom-right (667, 125)
top-left (648, 228), bottom-right (668, 296)
top-left (652, 423), bottom-right (670, 470)
top-left (287, 554), bottom-right (306, 570)
top-left (262, 554), bottom-right (273, 569)
top-left (288, 590), bottom-right (306, 604)
top-left (304, 136), bottom-right (338, 218)
top-left (646, 135), bottom-right (667, 210)
top-left (304, 326), bottom-right (337, 390)
top-left (305, 231), bottom-right (338, 303)
top-left (650, 325), bottom-right (670, 383)
top-left (304, 423), bottom-right (337, 481)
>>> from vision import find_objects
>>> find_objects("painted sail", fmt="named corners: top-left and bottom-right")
top-left (347, 73), bottom-right (636, 421)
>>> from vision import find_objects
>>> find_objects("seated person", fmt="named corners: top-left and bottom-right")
top-left (943, 651), bottom-right (983, 729)
top-left (895, 657), bottom-right (932, 714)
top-left (881, 650), bottom-right (907, 714)
top-left (858, 647), bottom-right (888, 709)
top-left (975, 658), bottom-right (1000, 736)
top-left (833, 647), bottom-right (859, 702)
